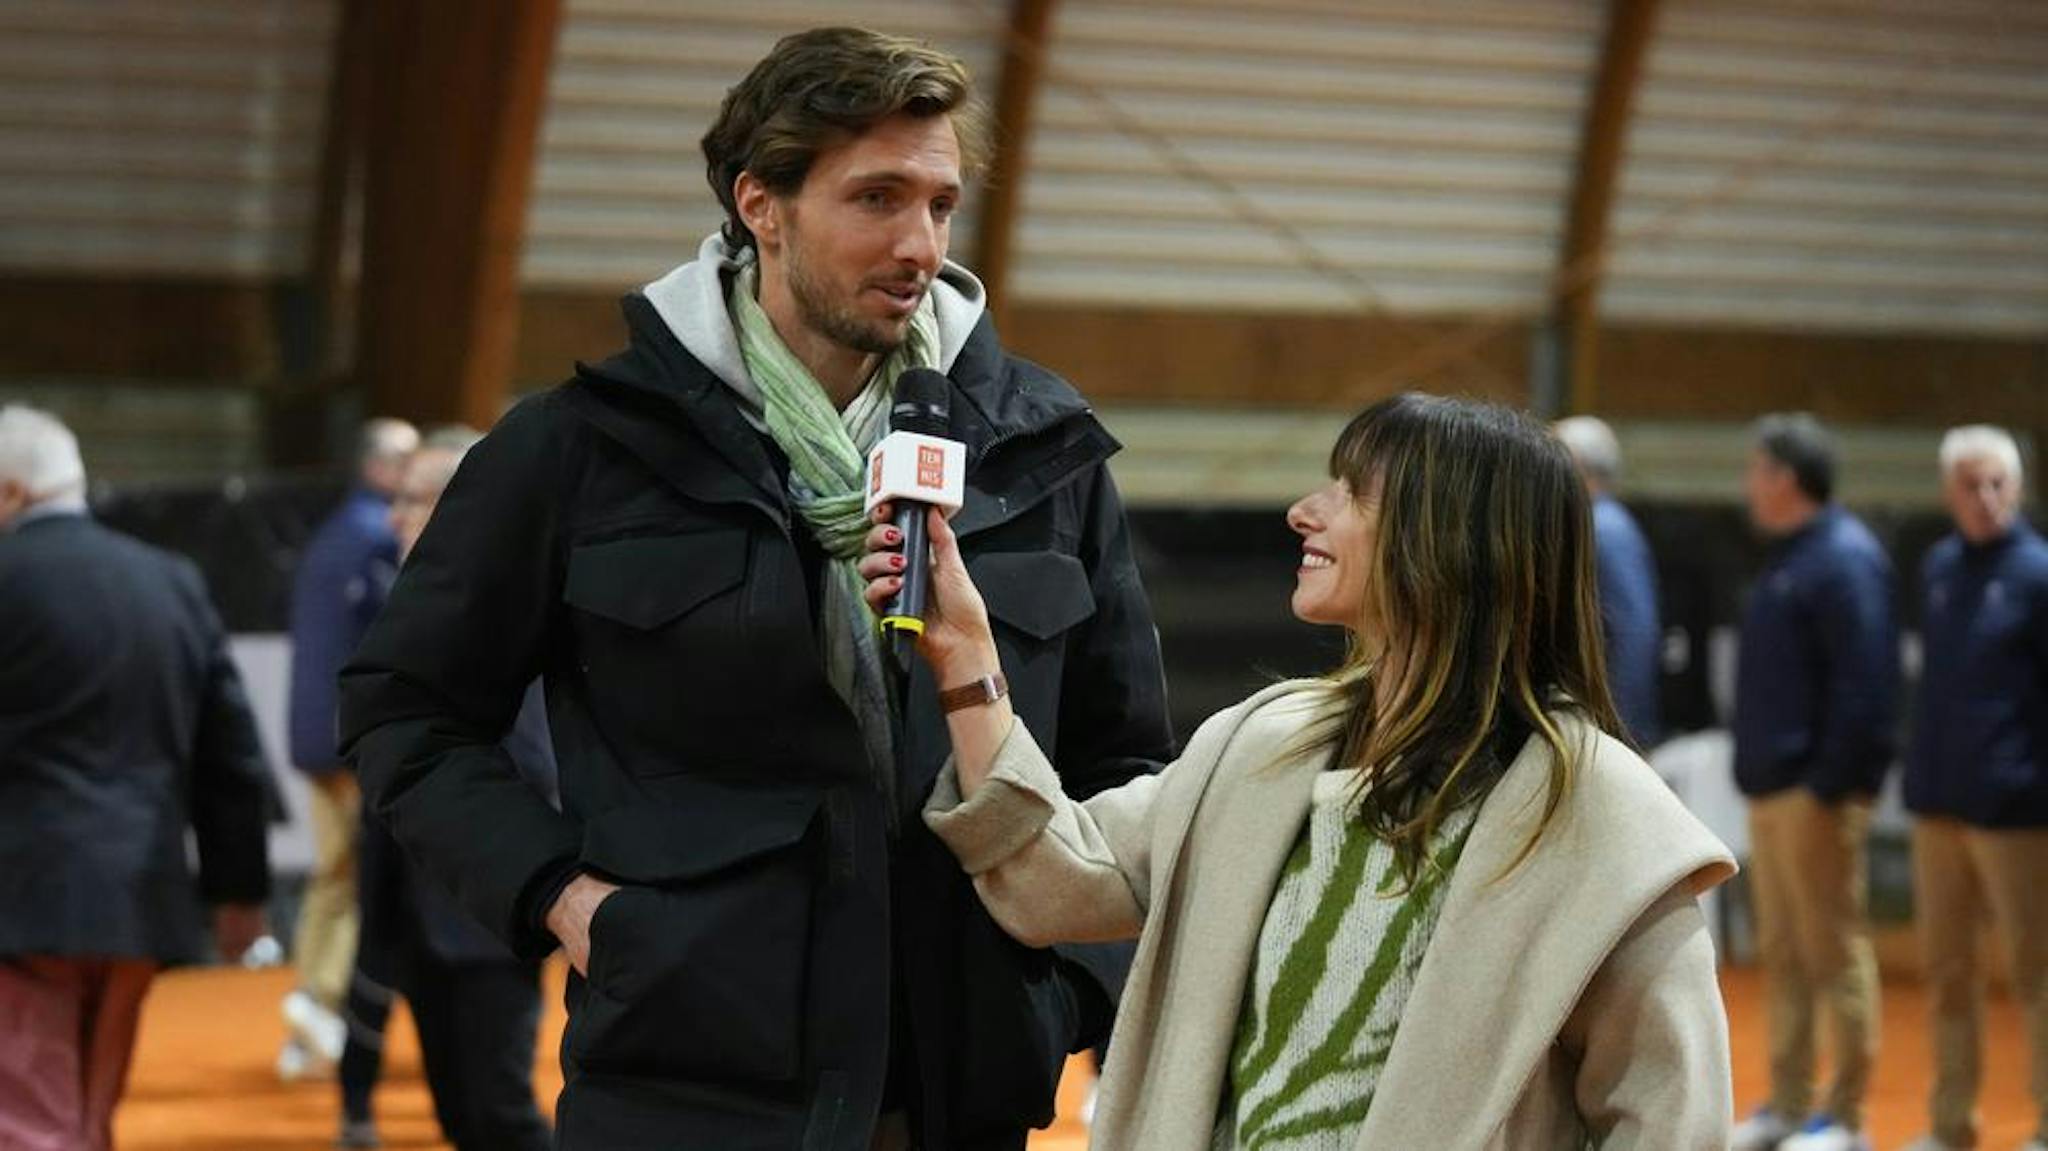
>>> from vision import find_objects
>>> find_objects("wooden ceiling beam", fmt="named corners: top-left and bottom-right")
top-left (1546, 0), bottom-right (1662, 417)
top-left (355, 0), bottom-right (564, 431)
top-left (973, 0), bottom-right (1060, 332)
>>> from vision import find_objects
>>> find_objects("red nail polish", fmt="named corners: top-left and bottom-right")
top-left (892, 554), bottom-right (906, 570)
top-left (886, 529), bottom-right (901, 544)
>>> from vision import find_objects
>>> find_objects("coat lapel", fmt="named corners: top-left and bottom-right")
top-left (1103, 688), bottom-right (1327, 1147)
top-left (1354, 720), bottom-right (1734, 1149)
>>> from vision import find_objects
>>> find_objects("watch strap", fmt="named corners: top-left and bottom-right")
top-left (938, 672), bottom-right (1009, 714)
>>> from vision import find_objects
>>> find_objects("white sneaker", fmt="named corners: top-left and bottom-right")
top-left (1732, 1108), bottom-right (1798, 1151)
top-left (275, 1036), bottom-right (335, 1082)
top-left (282, 989), bottom-right (347, 1063)
top-left (1778, 1118), bottom-right (1870, 1151)
top-left (2019, 1139), bottom-right (2047, 1151)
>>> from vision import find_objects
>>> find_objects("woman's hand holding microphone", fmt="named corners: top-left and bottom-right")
top-left (859, 503), bottom-right (1013, 794)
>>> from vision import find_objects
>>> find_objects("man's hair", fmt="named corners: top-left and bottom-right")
top-left (0, 405), bottom-right (87, 497)
top-left (413, 425), bottom-right (484, 493)
top-left (701, 26), bottom-right (991, 253)
top-left (357, 418), bottom-right (420, 471)
top-left (1553, 415), bottom-right (1622, 486)
top-left (1939, 424), bottom-right (2023, 485)
top-left (1754, 412), bottom-right (1836, 504)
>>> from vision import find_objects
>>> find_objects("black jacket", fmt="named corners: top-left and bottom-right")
top-left (358, 682), bottom-right (560, 978)
top-left (0, 513), bottom-right (272, 963)
top-left (339, 296), bottom-right (1174, 1149)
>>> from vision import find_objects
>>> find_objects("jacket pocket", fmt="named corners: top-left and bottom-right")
top-left (969, 551), bottom-right (1096, 640)
top-left (947, 904), bottom-right (1068, 1132)
top-left (564, 529), bottom-right (746, 630)
top-left (571, 789), bottom-right (822, 1085)
top-left (968, 551), bottom-right (1097, 754)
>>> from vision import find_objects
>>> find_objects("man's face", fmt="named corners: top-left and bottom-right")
top-left (749, 114), bottom-right (962, 358)
top-left (389, 449), bottom-right (457, 561)
top-left (1945, 454), bottom-right (2022, 545)
top-left (1744, 449), bottom-right (1796, 533)
top-left (0, 478), bottom-right (27, 531)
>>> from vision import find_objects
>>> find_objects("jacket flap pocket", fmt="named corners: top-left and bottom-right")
top-left (564, 531), bottom-right (746, 630)
top-left (581, 785), bottom-right (823, 885)
top-left (969, 551), bottom-right (1096, 640)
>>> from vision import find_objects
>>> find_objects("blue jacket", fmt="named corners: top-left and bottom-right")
top-left (1592, 494), bottom-right (1662, 747)
top-left (288, 488), bottom-right (398, 773)
top-left (1906, 522), bottom-right (2048, 828)
top-left (1734, 505), bottom-right (1900, 800)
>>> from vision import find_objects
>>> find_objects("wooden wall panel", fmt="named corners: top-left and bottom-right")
top-left (0, 275), bottom-right (275, 379)
top-left (7, 277), bottom-right (2038, 468)
top-left (1596, 324), bottom-right (2047, 425)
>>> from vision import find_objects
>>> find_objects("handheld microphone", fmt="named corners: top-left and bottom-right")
top-left (865, 367), bottom-right (966, 668)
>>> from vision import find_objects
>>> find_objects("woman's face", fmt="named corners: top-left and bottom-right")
top-left (1286, 475), bottom-right (1380, 629)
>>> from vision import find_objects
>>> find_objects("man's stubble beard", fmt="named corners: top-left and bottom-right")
top-left (784, 227), bottom-right (911, 359)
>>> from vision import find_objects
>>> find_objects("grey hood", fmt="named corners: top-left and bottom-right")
top-left (639, 232), bottom-right (989, 417)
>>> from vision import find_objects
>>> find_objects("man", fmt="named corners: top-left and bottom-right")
top-left (280, 418), bottom-right (417, 1079)
top-left (1731, 413), bottom-right (1899, 1151)
top-left (1555, 415), bottom-right (1662, 747)
top-left (339, 27), bottom-right (1173, 1151)
top-left (0, 405), bottom-right (272, 1151)
top-left (337, 427), bottom-right (555, 1151)
top-left (1901, 426), bottom-right (2048, 1151)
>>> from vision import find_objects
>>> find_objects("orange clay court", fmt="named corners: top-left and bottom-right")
top-left (114, 963), bottom-right (2032, 1150)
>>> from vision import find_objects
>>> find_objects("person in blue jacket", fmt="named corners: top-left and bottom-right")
top-left (1731, 413), bottom-right (1899, 1151)
top-left (279, 418), bottom-right (417, 1080)
top-left (1555, 415), bottom-right (1662, 748)
top-left (1901, 425), bottom-right (2048, 1151)
top-left (336, 427), bottom-right (557, 1151)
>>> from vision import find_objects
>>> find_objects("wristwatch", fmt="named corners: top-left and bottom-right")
top-left (939, 672), bottom-right (1009, 713)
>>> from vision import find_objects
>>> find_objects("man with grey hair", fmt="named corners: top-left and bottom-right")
top-left (0, 405), bottom-right (272, 1149)
top-left (1554, 415), bottom-right (1662, 747)
top-left (336, 424), bottom-right (554, 1151)
top-left (1733, 412), bottom-right (1899, 1151)
top-left (1901, 426), bottom-right (2048, 1151)
top-left (279, 417), bottom-right (419, 1080)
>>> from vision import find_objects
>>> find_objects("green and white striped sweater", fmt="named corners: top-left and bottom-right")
top-left (1213, 768), bottom-right (1478, 1151)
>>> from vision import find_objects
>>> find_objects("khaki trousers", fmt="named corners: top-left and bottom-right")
top-left (1913, 817), bottom-right (2048, 1147)
top-left (291, 771), bottom-right (360, 1009)
top-left (1748, 789), bottom-right (1881, 1129)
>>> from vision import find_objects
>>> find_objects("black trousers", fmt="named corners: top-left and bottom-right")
top-left (405, 955), bottom-right (550, 1151)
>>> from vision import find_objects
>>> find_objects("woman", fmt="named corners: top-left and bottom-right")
top-left (861, 393), bottom-right (1735, 1149)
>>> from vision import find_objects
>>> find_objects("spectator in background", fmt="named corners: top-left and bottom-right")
top-left (1555, 415), bottom-right (1663, 747)
top-left (0, 405), bottom-right (273, 1151)
top-left (1902, 426), bottom-right (2048, 1151)
top-left (335, 426), bottom-right (555, 1151)
top-left (280, 418), bottom-right (418, 1081)
top-left (1731, 413), bottom-right (1899, 1151)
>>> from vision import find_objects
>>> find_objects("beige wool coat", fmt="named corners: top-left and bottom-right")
top-left (925, 681), bottom-right (1738, 1150)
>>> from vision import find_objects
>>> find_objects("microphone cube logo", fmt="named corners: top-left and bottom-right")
top-left (871, 452), bottom-right (885, 497)
top-left (917, 444), bottom-right (945, 490)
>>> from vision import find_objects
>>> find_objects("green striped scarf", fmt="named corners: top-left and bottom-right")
top-left (728, 264), bottom-right (940, 802)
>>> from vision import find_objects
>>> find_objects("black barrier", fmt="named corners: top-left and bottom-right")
top-left (89, 477), bottom-right (1953, 748)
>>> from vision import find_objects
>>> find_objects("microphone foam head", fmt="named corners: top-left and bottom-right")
top-left (890, 367), bottom-right (952, 436)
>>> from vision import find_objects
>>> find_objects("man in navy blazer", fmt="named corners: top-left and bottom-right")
top-left (280, 418), bottom-right (417, 1079)
top-left (0, 405), bottom-right (272, 1150)
top-left (1732, 413), bottom-right (1899, 1151)
top-left (1902, 426), bottom-right (2048, 1151)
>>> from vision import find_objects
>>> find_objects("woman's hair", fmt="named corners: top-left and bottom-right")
top-left (1294, 393), bottom-right (1622, 882)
